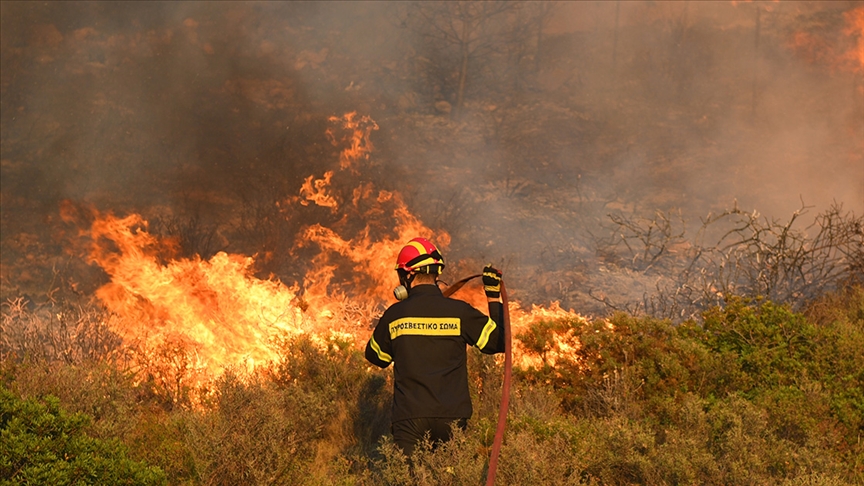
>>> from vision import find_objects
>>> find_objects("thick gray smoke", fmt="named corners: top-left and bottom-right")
top-left (2, 1), bottom-right (861, 312)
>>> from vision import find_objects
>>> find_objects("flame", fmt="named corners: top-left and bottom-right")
top-left (85, 209), bottom-right (587, 378)
top-left (326, 111), bottom-right (379, 172)
top-left (298, 170), bottom-right (338, 210)
top-left (844, 6), bottom-right (864, 71)
top-left (72, 112), bottom-right (590, 387)
top-left (79, 203), bottom-right (444, 381)
top-left (85, 212), bottom-right (312, 377)
top-left (289, 111), bottom-right (380, 209)
top-left (509, 301), bottom-right (590, 370)
top-left (788, 6), bottom-right (864, 74)
top-left (301, 190), bottom-right (448, 304)
top-left (75, 112), bottom-right (440, 381)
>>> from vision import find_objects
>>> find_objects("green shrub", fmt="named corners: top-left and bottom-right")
top-left (3, 360), bottom-right (141, 440)
top-left (702, 297), bottom-right (818, 393)
top-left (516, 289), bottom-right (864, 483)
top-left (0, 386), bottom-right (166, 486)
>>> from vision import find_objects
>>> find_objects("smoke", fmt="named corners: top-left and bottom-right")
top-left (1, 1), bottom-right (861, 311)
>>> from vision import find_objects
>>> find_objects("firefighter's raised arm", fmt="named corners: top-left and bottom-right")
top-left (482, 264), bottom-right (506, 353)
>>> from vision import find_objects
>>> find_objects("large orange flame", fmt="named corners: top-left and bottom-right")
top-left (85, 211), bottom-right (587, 378)
top-left (76, 112), bottom-right (589, 385)
top-left (86, 212), bottom-right (310, 376)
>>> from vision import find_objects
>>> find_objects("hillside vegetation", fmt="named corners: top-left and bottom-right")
top-left (2, 286), bottom-right (862, 485)
top-left (1, 3), bottom-right (862, 484)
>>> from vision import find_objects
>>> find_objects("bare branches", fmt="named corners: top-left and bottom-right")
top-left (150, 213), bottom-right (222, 260)
top-left (1, 297), bottom-right (125, 365)
top-left (595, 202), bottom-right (863, 321)
top-left (685, 202), bottom-right (862, 308)
top-left (408, 1), bottom-right (519, 55)
top-left (595, 208), bottom-right (687, 274)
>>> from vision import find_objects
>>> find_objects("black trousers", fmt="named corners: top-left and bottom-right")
top-left (391, 417), bottom-right (468, 457)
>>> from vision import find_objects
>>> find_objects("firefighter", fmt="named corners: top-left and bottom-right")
top-left (365, 237), bottom-right (505, 457)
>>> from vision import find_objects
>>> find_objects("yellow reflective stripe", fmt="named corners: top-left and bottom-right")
top-left (475, 317), bottom-right (497, 350)
top-left (407, 240), bottom-right (428, 255)
top-left (394, 240), bottom-right (441, 270)
top-left (389, 317), bottom-right (461, 339)
top-left (370, 335), bottom-right (392, 363)
top-left (407, 241), bottom-right (440, 269)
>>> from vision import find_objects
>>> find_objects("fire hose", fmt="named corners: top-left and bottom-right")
top-left (443, 275), bottom-right (512, 486)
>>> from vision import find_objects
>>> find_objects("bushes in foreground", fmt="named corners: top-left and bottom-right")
top-left (2, 287), bottom-right (862, 484)
top-left (518, 286), bottom-right (864, 484)
top-left (0, 387), bottom-right (166, 485)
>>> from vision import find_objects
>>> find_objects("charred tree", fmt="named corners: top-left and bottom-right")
top-left (401, 1), bottom-right (545, 116)
top-left (531, 1), bottom-right (558, 73)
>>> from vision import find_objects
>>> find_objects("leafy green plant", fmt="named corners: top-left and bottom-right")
top-left (0, 386), bottom-right (165, 485)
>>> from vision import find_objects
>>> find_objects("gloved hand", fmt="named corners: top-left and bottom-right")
top-left (482, 264), bottom-right (502, 300)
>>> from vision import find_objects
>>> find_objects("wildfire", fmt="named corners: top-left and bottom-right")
top-left (83, 211), bottom-right (585, 379)
top-left (71, 112), bottom-right (588, 387)
top-left (508, 301), bottom-right (590, 371)
top-left (301, 190), bottom-right (448, 304)
top-left (788, 5), bottom-right (864, 74)
top-left (844, 6), bottom-right (864, 71)
top-left (326, 111), bottom-right (379, 172)
top-left (298, 170), bottom-right (338, 210)
top-left (291, 112), bottom-right (380, 211)
top-left (84, 212), bottom-right (312, 376)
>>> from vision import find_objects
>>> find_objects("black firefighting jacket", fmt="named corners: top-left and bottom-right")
top-left (365, 284), bottom-right (505, 423)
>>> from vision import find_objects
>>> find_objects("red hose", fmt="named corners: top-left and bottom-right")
top-left (442, 273), bottom-right (512, 484)
top-left (485, 280), bottom-right (511, 486)
top-left (441, 274), bottom-right (482, 298)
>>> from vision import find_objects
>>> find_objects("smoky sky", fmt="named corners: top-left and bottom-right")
top-left (2, 1), bottom-right (862, 310)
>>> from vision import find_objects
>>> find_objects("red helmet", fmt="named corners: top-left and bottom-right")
top-left (395, 237), bottom-right (444, 274)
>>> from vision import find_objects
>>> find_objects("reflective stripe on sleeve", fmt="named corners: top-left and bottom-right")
top-left (475, 317), bottom-right (497, 350)
top-left (370, 335), bottom-right (392, 363)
